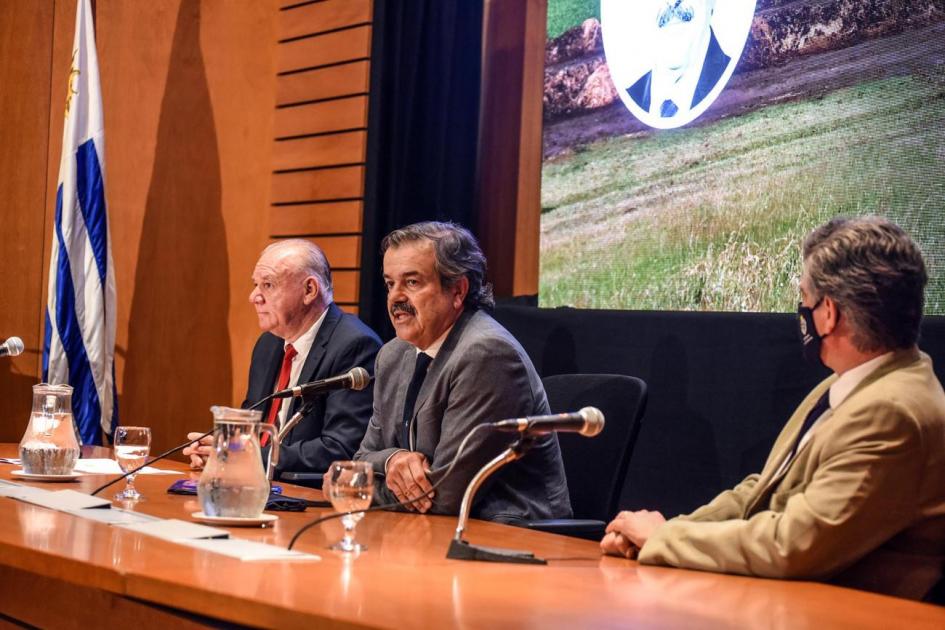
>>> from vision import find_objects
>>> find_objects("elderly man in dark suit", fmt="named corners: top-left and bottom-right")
top-left (184, 239), bottom-right (381, 476)
top-left (347, 221), bottom-right (571, 524)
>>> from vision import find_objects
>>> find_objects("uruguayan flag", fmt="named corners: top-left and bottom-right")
top-left (43, 0), bottom-right (117, 445)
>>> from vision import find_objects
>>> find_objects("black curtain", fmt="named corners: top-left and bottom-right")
top-left (359, 0), bottom-right (484, 338)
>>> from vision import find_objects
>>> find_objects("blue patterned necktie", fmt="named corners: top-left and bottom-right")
top-left (660, 99), bottom-right (679, 118)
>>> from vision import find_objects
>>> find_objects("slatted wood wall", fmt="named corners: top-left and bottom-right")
top-left (272, 0), bottom-right (373, 314)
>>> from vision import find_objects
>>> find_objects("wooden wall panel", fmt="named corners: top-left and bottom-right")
top-left (278, 25), bottom-right (371, 73)
top-left (270, 201), bottom-right (364, 236)
top-left (24, 0), bottom-right (278, 454)
top-left (274, 96), bottom-right (368, 138)
top-left (269, 0), bottom-right (373, 311)
top-left (477, 0), bottom-right (546, 298)
top-left (271, 166), bottom-right (364, 203)
top-left (277, 0), bottom-right (371, 41)
top-left (0, 1), bottom-right (54, 441)
top-left (276, 60), bottom-right (370, 106)
top-left (272, 130), bottom-right (366, 171)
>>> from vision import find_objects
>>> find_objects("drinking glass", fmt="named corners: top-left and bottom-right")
top-left (113, 426), bottom-right (152, 501)
top-left (326, 461), bottom-right (374, 552)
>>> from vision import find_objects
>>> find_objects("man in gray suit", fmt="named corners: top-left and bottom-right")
top-left (349, 221), bottom-right (572, 523)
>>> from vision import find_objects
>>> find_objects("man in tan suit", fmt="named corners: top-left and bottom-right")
top-left (602, 217), bottom-right (945, 601)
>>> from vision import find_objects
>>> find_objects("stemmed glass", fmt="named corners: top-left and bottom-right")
top-left (326, 461), bottom-right (374, 552)
top-left (113, 426), bottom-right (152, 501)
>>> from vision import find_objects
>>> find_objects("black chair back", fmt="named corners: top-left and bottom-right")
top-left (542, 374), bottom-right (647, 521)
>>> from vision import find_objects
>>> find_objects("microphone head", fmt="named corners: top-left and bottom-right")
top-left (3, 337), bottom-right (24, 357)
top-left (578, 406), bottom-right (605, 437)
top-left (348, 367), bottom-right (371, 391)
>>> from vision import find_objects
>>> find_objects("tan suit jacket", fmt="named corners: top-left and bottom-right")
top-left (638, 348), bottom-right (945, 600)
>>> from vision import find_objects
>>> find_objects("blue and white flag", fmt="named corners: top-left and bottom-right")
top-left (43, 0), bottom-right (117, 445)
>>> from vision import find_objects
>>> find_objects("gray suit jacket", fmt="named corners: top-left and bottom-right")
top-left (355, 309), bottom-right (572, 523)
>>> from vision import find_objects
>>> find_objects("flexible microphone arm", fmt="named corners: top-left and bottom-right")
top-left (90, 395), bottom-right (275, 496)
top-left (445, 436), bottom-right (546, 564)
top-left (266, 399), bottom-right (316, 482)
top-left (286, 424), bottom-right (490, 550)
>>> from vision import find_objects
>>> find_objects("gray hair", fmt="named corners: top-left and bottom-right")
top-left (381, 221), bottom-right (494, 311)
top-left (262, 238), bottom-right (333, 303)
top-left (802, 216), bottom-right (927, 352)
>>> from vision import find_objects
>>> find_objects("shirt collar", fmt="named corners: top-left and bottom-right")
top-left (416, 323), bottom-right (454, 360)
top-left (829, 351), bottom-right (894, 409)
top-left (285, 308), bottom-right (328, 360)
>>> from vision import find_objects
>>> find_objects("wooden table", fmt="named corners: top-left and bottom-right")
top-left (0, 444), bottom-right (942, 629)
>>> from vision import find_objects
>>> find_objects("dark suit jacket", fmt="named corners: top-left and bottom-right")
top-left (627, 26), bottom-right (731, 114)
top-left (355, 309), bottom-right (572, 524)
top-left (243, 302), bottom-right (381, 475)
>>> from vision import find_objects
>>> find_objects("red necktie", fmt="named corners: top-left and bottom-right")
top-left (262, 344), bottom-right (297, 445)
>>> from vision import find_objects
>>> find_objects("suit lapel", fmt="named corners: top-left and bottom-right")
top-left (286, 304), bottom-right (342, 419)
top-left (410, 310), bottom-right (474, 424)
top-left (744, 380), bottom-right (834, 516)
top-left (743, 348), bottom-right (921, 516)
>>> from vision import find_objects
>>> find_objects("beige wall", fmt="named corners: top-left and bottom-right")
top-left (0, 0), bottom-right (278, 453)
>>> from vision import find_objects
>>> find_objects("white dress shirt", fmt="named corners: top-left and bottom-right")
top-left (774, 351), bottom-right (893, 477)
top-left (274, 309), bottom-right (328, 427)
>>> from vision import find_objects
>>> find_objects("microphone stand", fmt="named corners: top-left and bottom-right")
top-left (446, 435), bottom-right (546, 565)
top-left (267, 398), bottom-right (315, 482)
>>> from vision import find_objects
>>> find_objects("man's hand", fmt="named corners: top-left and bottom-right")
top-left (182, 432), bottom-right (212, 469)
top-left (385, 451), bottom-right (434, 513)
top-left (600, 510), bottom-right (667, 558)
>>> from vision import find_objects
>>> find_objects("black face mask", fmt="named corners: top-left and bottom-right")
top-left (797, 298), bottom-right (827, 368)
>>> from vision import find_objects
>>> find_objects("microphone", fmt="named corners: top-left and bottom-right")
top-left (490, 407), bottom-right (605, 437)
top-left (0, 337), bottom-right (24, 358)
top-left (272, 367), bottom-right (371, 399)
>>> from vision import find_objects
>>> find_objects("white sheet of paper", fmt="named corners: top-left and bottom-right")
top-left (19, 489), bottom-right (112, 511)
top-left (73, 459), bottom-right (182, 475)
top-left (66, 506), bottom-right (159, 526)
top-left (181, 538), bottom-right (321, 562)
top-left (116, 518), bottom-right (230, 542)
top-left (0, 481), bottom-right (49, 500)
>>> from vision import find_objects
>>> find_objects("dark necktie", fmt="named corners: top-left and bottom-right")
top-left (788, 390), bottom-right (830, 459)
top-left (401, 352), bottom-right (433, 449)
top-left (261, 344), bottom-right (297, 446)
top-left (660, 99), bottom-right (679, 118)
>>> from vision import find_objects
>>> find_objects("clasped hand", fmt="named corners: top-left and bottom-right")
top-left (600, 509), bottom-right (666, 559)
top-left (182, 432), bottom-right (212, 469)
top-left (383, 451), bottom-right (434, 513)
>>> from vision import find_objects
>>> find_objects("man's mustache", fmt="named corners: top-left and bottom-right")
top-left (657, 0), bottom-right (696, 28)
top-left (390, 301), bottom-right (416, 317)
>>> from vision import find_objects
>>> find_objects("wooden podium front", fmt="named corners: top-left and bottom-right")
top-left (0, 444), bottom-right (942, 629)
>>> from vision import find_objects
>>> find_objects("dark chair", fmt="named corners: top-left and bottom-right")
top-left (523, 374), bottom-right (648, 540)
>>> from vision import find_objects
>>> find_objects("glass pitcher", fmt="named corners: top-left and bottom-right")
top-left (19, 384), bottom-right (80, 475)
top-left (197, 406), bottom-right (276, 518)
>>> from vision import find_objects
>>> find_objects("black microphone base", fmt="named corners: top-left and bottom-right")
top-left (446, 538), bottom-right (546, 565)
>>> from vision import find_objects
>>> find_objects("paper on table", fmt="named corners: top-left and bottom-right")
top-left (115, 518), bottom-right (230, 542)
top-left (0, 480), bottom-right (49, 500)
top-left (18, 489), bottom-right (112, 511)
top-left (181, 538), bottom-right (321, 562)
top-left (73, 459), bottom-right (182, 475)
top-left (66, 506), bottom-right (159, 526)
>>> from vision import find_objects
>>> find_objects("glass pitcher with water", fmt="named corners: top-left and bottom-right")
top-left (197, 406), bottom-right (276, 518)
top-left (19, 384), bottom-right (80, 475)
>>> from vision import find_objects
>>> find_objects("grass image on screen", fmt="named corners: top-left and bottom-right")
top-left (540, 0), bottom-right (945, 313)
